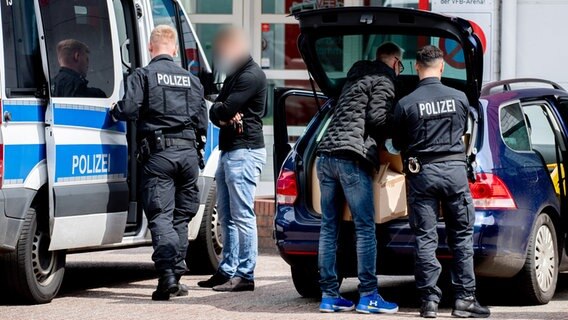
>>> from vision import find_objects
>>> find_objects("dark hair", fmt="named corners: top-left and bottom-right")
top-left (416, 45), bottom-right (444, 67)
top-left (376, 42), bottom-right (402, 60)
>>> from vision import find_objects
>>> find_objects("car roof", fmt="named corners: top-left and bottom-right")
top-left (481, 78), bottom-right (567, 109)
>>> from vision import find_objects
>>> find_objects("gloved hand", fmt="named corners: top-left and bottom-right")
top-left (385, 139), bottom-right (400, 155)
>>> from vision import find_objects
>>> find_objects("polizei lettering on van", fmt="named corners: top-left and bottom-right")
top-left (71, 153), bottom-right (111, 175)
top-left (419, 99), bottom-right (457, 117)
top-left (156, 73), bottom-right (191, 88)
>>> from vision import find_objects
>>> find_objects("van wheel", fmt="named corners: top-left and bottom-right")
top-left (517, 213), bottom-right (558, 305)
top-left (291, 263), bottom-right (321, 298)
top-left (187, 184), bottom-right (222, 274)
top-left (0, 207), bottom-right (66, 304)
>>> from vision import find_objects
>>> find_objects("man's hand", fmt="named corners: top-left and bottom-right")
top-left (219, 113), bottom-right (243, 127)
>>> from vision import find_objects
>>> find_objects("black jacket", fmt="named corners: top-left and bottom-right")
top-left (52, 67), bottom-right (106, 98)
top-left (111, 55), bottom-right (208, 141)
top-left (317, 60), bottom-right (396, 166)
top-left (209, 57), bottom-right (266, 151)
top-left (392, 77), bottom-right (469, 157)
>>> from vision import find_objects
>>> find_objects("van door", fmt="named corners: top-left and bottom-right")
top-left (34, 0), bottom-right (129, 250)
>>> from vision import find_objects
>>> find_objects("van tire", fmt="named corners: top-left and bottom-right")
top-left (0, 207), bottom-right (66, 304)
top-left (517, 213), bottom-right (558, 305)
top-left (291, 263), bottom-right (321, 298)
top-left (187, 184), bottom-right (222, 274)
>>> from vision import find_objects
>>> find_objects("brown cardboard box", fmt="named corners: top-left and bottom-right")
top-left (379, 149), bottom-right (404, 174)
top-left (311, 158), bottom-right (407, 224)
top-left (342, 164), bottom-right (407, 223)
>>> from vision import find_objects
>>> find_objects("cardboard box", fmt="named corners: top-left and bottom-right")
top-left (343, 165), bottom-right (408, 223)
top-left (379, 149), bottom-right (404, 174)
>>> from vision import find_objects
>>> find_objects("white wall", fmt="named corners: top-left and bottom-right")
top-left (514, 0), bottom-right (568, 88)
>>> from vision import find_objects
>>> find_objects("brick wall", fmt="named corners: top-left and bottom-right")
top-left (254, 197), bottom-right (277, 253)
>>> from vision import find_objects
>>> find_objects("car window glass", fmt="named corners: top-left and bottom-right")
top-left (524, 104), bottom-right (561, 164)
top-left (283, 95), bottom-right (326, 143)
top-left (314, 34), bottom-right (467, 87)
top-left (2, 1), bottom-right (43, 96)
top-left (152, 0), bottom-right (183, 68)
top-left (39, 0), bottom-right (114, 98)
top-left (500, 102), bottom-right (531, 152)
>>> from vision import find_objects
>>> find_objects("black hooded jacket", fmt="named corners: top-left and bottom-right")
top-left (317, 60), bottom-right (396, 166)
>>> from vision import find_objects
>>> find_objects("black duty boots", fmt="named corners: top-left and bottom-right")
top-left (452, 296), bottom-right (490, 318)
top-left (152, 270), bottom-right (179, 301)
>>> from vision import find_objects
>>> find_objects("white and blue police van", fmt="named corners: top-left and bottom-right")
top-left (0, 0), bottom-right (221, 304)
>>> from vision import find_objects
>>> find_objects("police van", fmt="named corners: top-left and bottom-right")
top-left (0, 0), bottom-right (222, 304)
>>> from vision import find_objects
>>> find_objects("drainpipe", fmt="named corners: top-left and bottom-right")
top-left (500, 0), bottom-right (518, 80)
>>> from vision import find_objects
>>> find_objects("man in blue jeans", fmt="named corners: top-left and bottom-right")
top-left (198, 27), bottom-right (266, 292)
top-left (316, 43), bottom-right (402, 314)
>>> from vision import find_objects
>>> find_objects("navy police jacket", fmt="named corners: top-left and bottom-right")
top-left (111, 54), bottom-right (208, 141)
top-left (392, 77), bottom-right (469, 157)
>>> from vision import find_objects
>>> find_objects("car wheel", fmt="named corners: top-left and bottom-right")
top-left (291, 263), bottom-right (321, 298)
top-left (187, 184), bottom-right (222, 274)
top-left (517, 213), bottom-right (558, 305)
top-left (0, 206), bottom-right (66, 304)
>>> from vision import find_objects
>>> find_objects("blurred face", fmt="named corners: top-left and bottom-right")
top-left (214, 31), bottom-right (249, 74)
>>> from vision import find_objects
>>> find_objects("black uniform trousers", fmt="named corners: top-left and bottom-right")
top-left (142, 146), bottom-right (200, 276)
top-left (406, 161), bottom-right (476, 303)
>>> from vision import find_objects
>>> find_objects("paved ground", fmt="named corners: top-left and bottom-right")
top-left (1, 247), bottom-right (568, 320)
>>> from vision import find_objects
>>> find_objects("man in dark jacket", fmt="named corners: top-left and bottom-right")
top-left (111, 25), bottom-right (207, 300)
top-left (316, 42), bottom-right (402, 314)
top-left (197, 27), bottom-right (266, 292)
top-left (52, 39), bottom-right (106, 98)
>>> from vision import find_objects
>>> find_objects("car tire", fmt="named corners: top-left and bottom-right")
top-left (517, 213), bottom-right (558, 305)
top-left (187, 184), bottom-right (222, 274)
top-left (291, 263), bottom-right (321, 298)
top-left (0, 206), bottom-right (66, 304)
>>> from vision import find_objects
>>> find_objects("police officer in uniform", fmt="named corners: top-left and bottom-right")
top-left (111, 25), bottom-right (208, 301)
top-left (391, 46), bottom-right (490, 318)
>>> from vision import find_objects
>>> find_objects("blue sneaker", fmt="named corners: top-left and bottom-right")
top-left (356, 292), bottom-right (399, 314)
top-left (319, 296), bottom-right (356, 313)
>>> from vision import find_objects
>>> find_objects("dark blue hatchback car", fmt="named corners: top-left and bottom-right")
top-left (273, 7), bottom-right (568, 305)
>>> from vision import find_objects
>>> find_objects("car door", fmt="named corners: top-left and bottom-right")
top-left (35, 0), bottom-right (129, 250)
top-left (272, 88), bottom-right (327, 180)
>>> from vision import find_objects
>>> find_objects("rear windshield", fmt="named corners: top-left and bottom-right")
top-left (315, 33), bottom-right (467, 87)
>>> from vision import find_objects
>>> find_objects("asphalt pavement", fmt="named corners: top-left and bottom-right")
top-left (1, 247), bottom-right (567, 320)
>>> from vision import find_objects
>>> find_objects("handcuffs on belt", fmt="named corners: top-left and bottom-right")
top-left (407, 157), bottom-right (421, 174)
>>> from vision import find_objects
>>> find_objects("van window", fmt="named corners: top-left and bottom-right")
top-left (152, 0), bottom-right (183, 68)
top-left (2, 1), bottom-right (43, 96)
top-left (500, 102), bottom-right (531, 152)
top-left (178, 10), bottom-right (202, 76)
top-left (38, 0), bottom-right (115, 98)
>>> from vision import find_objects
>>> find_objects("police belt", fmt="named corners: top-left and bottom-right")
top-left (414, 153), bottom-right (466, 165)
top-left (406, 153), bottom-right (465, 174)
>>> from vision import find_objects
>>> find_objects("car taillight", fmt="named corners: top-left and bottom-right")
top-left (469, 173), bottom-right (517, 209)
top-left (276, 169), bottom-right (297, 205)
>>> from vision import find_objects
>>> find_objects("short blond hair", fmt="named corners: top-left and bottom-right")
top-left (57, 39), bottom-right (89, 62)
top-left (150, 25), bottom-right (178, 47)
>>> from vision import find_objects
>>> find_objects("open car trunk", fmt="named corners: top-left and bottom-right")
top-left (274, 7), bottom-right (484, 223)
top-left (294, 7), bottom-right (483, 104)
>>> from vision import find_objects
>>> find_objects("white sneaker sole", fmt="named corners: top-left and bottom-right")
top-left (319, 305), bottom-right (355, 313)
top-left (356, 306), bottom-right (399, 314)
